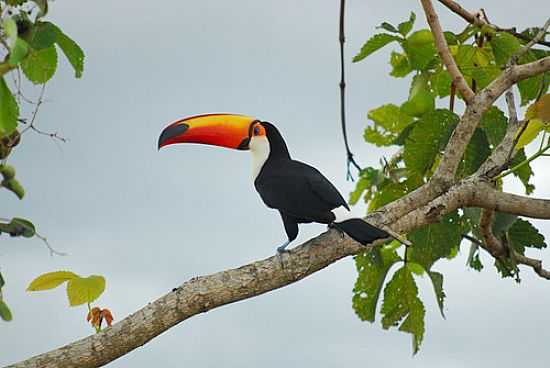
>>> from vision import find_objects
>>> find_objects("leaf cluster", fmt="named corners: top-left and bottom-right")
top-left (350, 12), bottom-right (550, 353)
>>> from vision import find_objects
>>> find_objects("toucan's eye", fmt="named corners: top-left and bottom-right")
top-left (253, 126), bottom-right (261, 136)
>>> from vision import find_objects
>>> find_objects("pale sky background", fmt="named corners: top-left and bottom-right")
top-left (1, 0), bottom-right (550, 366)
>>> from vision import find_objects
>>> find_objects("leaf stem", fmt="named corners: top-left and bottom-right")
top-left (494, 140), bottom-right (550, 181)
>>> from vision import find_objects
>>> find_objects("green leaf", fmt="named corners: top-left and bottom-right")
top-left (353, 34), bottom-right (401, 63)
top-left (8, 37), bottom-right (29, 65)
top-left (368, 181), bottom-right (408, 211)
top-left (458, 128), bottom-right (491, 177)
top-left (397, 12), bottom-right (416, 37)
top-left (21, 45), bottom-right (57, 84)
top-left (515, 119), bottom-right (545, 149)
top-left (510, 149), bottom-right (535, 194)
top-left (401, 90), bottom-right (435, 117)
top-left (51, 24), bottom-right (84, 78)
top-left (2, 178), bottom-right (25, 199)
top-left (408, 212), bottom-right (463, 269)
top-left (24, 21), bottom-right (57, 50)
top-left (378, 22), bottom-right (398, 34)
top-left (508, 219), bottom-right (546, 253)
top-left (0, 77), bottom-right (19, 135)
top-left (27, 271), bottom-right (78, 291)
top-left (403, 109), bottom-right (459, 176)
top-left (402, 30), bottom-right (437, 71)
top-left (431, 69), bottom-right (452, 98)
top-left (517, 51), bottom-right (544, 106)
top-left (349, 167), bottom-right (383, 205)
top-left (480, 106), bottom-right (508, 147)
top-left (353, 247), bottom-right (401, 322)
top-left (463, 208), bottom-right (517, 238)
top-left (0, 300), bottom-right (12, 321)
top-left (490, 32), bottom-right (521, 66)
top-left (66, 275), bottom-right (106, 306)
top-left (365, 104), bottom-right (414, 146)
top-left (428, 271), bottom-right (445, 318)
top-left (390, 51), bottom-right (412, 77)
top-left (381, 266), bottom-right (425, 354)
top-left (2, 17), bottom-right (18, 46)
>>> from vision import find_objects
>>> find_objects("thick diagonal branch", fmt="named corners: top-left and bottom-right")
top-left (421, 0), bottom-right (475, 103)
top-left (432, 56), bottom-right (550, 183)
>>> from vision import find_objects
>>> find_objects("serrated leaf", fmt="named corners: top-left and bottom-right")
top-left (510, 149), bottom-right (535, 194)
top-left (24, 21), bottom-right (56, 50)
top-left (408, 212), bottom-right (463, 269)
top-left (431, 69), bottom-right (452, 98)
top-left (353, 34), bottom-right (401, 63)
top-left (508, 219), bottom-right (546, 253)
top-left (402, 30), bottom-right (437, 71)
top-left (490, 32), bottom-right (521, 66)
top-left (517, 52), bottom-right (543, 106)
top-left (428, 271), bottom-right (445, 318)
top-left (368, 181), bottom-right (408, 211)
top-left (458, 128), bottom-right (491, 177)
top-left (21, 45), bottom-right (57, 84)
top-left (401, 91), bottom-right (435, 117)
top-left (349, 167), bottom-right (383, 205)
top-left (51, 24), bottom-right (84, 78)
top-left (0, 77), bottom-right (19, 135)
top-left (381, 267), bottom-right (425, 354)
top-left (0, 300), bottom-right (12, 321)
top-left (397, 12), bottom-right (416, 37)
top-left (353, 247), bottom-right (401, 322)
top-left (66, 275), bottom-right (105, 306)
top-left (365, 104), bottom-right (413, 147)
top-left (27, 271), bottom-right (79, 291)
top-left (480, 106), bottom-right (508, 147)
top-left (403, 109), bottom-right (459, 176)
top-left (390, 51), bottom-right (412, 78)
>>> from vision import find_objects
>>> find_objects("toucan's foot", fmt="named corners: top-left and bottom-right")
top-left (277, 240), bottom-right (291, 254)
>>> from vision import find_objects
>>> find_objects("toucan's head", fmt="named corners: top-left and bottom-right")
top-left (158, 113), bottom-right (267, 151)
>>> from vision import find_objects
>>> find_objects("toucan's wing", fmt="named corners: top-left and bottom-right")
top-left (254, 160), bottom-right (349, 219)
top-left (299, 161), bottom-right (350, 211)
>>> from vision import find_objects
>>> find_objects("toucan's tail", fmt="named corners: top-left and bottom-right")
top-left (333, 219), bottom-right (410, 246)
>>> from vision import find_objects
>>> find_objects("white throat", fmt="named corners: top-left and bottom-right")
top-left (249, 135), bottom-right (270, 180)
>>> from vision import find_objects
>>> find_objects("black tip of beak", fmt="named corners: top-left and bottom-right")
top-left (158, 123), bottom-right (189, 150)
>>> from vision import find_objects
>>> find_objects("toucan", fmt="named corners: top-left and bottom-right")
top-left (158, 113), bottom-right (398, 253)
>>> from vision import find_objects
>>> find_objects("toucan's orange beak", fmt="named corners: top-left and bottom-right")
top-left (158, 113), bottom-right (257, 150)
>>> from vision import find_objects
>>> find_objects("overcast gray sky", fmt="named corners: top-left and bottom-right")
top-left (2, 0), bottom-right (550, 366)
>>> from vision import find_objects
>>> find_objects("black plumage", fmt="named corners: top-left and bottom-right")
top-left (254, 122), bottom-right (390, 251)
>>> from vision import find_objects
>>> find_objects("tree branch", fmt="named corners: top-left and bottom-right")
top-left (420, 0), bottom-right (475, 104)
top-left (437, 0), bottom-right (550, 47)
top-left (432, 56), bottom-right (550, 183)
top-left (468, 183), bottom-right (550, 219)
top-left (479, 208), bottom-right (506, 257)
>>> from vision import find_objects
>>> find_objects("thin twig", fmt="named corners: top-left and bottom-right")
top-left (420, 0), bottom-right (475, 104)
top-left (34, 231), bottom-right (67, 257)
top-left (437, 0), bottom-right (550, 47)
top-left (508, 17), bottom-right (550, 67)
top-left (512, 252), bottom-right (550, 280)
top-left (338, 0), bottom-right (362, 181)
